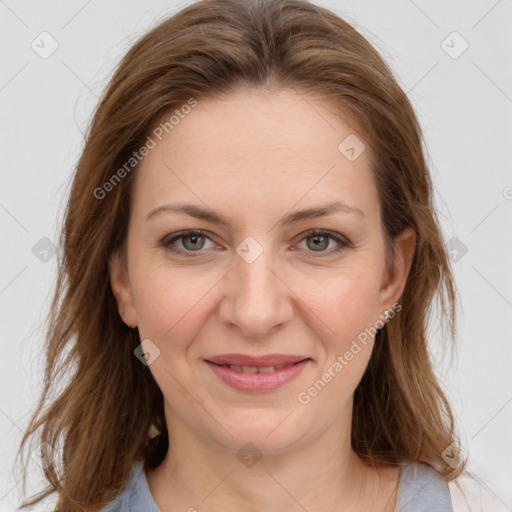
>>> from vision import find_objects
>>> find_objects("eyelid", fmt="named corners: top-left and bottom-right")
top-left (162, 229), bottom-right (351, 258)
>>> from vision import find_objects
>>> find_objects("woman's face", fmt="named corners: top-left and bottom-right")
top-left (110, 87), bottom-right (414, 454)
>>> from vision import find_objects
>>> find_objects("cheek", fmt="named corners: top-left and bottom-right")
top-left (130, 259), bottom-right (217, 345)
top-left (130, 242), bottom-right (383, 352)
top-left (302, 275), bottom-right (380, 407)
top-left (307, 269), bottom-right (382, 341)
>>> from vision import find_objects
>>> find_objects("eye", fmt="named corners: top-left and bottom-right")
top-left (295, 229), bottom-right (350, 256)
top-left (162, 230), bottom-right (216, 257)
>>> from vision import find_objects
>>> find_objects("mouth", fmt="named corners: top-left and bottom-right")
top-left (205, 353), bottom-right (309, 367)
top-left (208, 362), bottom-right (300, 373)
top-left (204, 355), bottom-right (311, 392)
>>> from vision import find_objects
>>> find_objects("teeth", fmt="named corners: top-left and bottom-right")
top-left (222, 363), bottom-right (295, 373)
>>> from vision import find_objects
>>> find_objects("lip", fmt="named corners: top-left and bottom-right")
top-left (206, 353), bottom-right (308, 367)
top-left (204, 356), bottom-right (311, 392)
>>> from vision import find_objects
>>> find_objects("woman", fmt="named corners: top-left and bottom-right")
top-left (17, 0), bottom-right (468, 510)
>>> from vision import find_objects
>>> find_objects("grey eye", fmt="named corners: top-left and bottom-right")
top-left (304, 234), bottom-right (330, 251)
top-left (181, 233), bottom-right (207, 251)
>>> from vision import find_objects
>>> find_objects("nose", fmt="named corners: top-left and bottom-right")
top-left (219, 242), bottom-right (293, 338)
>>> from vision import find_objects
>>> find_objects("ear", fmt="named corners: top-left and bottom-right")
top-left (109, 248), bottom-right (138, 328)
top-left (378, 226), bottom-right (416, 311)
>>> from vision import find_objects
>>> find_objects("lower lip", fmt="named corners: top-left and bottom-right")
top-left (205, 360), bottom-right (310, 392)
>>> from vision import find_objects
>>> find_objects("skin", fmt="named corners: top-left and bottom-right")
top-left (110, 87), bottom-right (416, 512)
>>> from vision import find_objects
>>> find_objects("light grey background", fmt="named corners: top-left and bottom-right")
top-left (1, 1), bottom-right (511, 510)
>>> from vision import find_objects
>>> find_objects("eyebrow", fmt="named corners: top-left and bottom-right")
top-left (145, 200), bottom-right (364, 228)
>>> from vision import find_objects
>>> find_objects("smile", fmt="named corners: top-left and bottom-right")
top-left (215, 362), bottom-right (297, 373)
top-left (205, 359), bottom-right (310, 392)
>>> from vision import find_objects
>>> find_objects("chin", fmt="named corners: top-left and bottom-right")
top-left (207, 413), bottom-right (309, 458)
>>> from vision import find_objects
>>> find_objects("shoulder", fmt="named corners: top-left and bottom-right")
top-left (394, 462), bottom-right (453, 512)
top-left (98, 461), bottom-right (161, 512)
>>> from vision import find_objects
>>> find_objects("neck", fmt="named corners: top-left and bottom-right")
top-left (145, 405), bottom-right (399, 512)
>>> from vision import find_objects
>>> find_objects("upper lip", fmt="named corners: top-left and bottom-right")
top-left (206, 354), bottom-right (309, 367)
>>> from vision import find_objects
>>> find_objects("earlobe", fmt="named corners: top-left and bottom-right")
top-left (109, 250), bottom-right (138, 328)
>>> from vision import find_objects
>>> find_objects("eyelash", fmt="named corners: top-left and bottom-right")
top-left (161, 229), bottom-right (351, 258)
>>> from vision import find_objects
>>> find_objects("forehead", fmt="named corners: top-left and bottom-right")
top-left (132, 88), bottom-right (379, 224)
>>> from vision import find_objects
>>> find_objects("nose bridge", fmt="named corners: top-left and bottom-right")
top-left (220, 236), bottom-right (291, 337)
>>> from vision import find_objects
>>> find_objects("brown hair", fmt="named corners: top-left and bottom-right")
top-left (16, 0), bottom-right (468, 510)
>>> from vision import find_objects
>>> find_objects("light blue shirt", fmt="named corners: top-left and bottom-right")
top-left (100, 460), bottom-right (453, 511)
